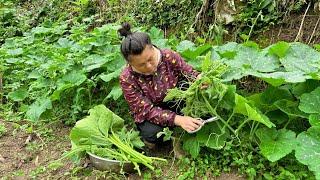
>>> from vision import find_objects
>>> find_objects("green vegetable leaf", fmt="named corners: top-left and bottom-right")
top-left (157, 127), bottom-right (173, 142)
top-left (274, 100), bottom-right (308, 118)
top-left (196, 122), bottom-right (229, 150)
top-left (260, 86), bottom-right (293, 105)
top-left (256, 128), bottom-right (296, 162)
top-left (28, 70), bottom-right (42, 79)
top-left (183, 135), bottom-right (200, 158)
top-left (6, 58), bottom-right (20, 63)
top-left (314, 44), bottom-right (320, 51)
top-left (260, 71), bottom-right (309, 86)
top-left (292, 80), bottom-right (320, 98)
top-left (234, 94), bottom-right (275, 128)
top-left (176, 40), bottom-right (195, 52)
top-left (280, 43), bottom-right (320, 73)
top-left (100, 69), bottom-right (121, 83)
top-left (58, 38), bottom-right (75, 48)
top-left (31, 26), bottom-right (52, 34)
top-left (8, 88), bottom-right (28, 101)
top-left (295, 126), bottom-right (320, 179)
top-left (70, 105), bottom-right (124, 146)
top-left (106, 83), bottom-right (123, 101)
top-left (268, 41), bottom-right (289, 58)
top-left (7, 48), bottom-right (23, 56)
top-left (61, 70), bottom-right (87, 86)
top-left (181, 44), bottom-right (212, 60)
top-left (299, 87), bottom-right (320, 114)
top-left (309, 114), bottom-right (320, 127)
top-left (51, 84), bottom-right (74, 101)
top-left (82, 54), bottom-right (110, 72)
top-left (26, 97), bottom-right (52, 122)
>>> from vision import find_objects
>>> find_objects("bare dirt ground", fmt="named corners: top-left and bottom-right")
top-left (0, 119), bottom-right (245, 179)
top-left (257, 12), bottom-right (320, 46)
top-left (0, 119), bottom-right (74, 179)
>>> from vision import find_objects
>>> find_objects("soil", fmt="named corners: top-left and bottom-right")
top-left (0, 119), bottom-right (74, 179)
top-left (256, 11), bottom-right (320, 46)
top-left (0, 119), bottom-right (245, 179)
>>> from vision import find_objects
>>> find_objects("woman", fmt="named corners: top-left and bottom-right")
top-left (118, 23), bottom-right (202, 147)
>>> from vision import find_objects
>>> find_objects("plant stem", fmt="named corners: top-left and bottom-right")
top-left (202, 94), bottom-right (236, 134)
top-left (284, 118), bottom-right (292, 129)
top-left (247, 10), bottom-right (262, 41)
top-left (236, 118), bottom-right (251, 134)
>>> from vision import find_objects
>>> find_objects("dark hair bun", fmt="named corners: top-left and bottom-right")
top-left (118, 22), bottom-right (132, 37)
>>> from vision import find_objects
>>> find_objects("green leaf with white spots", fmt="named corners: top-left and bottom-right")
top-left (280, 43), bottom-right (320, 73)
top-left (309, 114), bottom-right (320, 127)
top-left (268, 41), bottom-right (290, 58)
top-left (299, 87), bottom-right (320, 114)
top-left (7, 48), bottom-right (23, 56)
top-left (176, 40), bottom-right (195, 52)
top-left (295, 126), bottom-right (320, 179)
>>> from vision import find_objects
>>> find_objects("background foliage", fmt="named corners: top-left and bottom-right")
top-left (1, 0), bottom-right (320, 179)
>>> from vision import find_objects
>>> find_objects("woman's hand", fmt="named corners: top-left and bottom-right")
top-left (174, 115), bottom-right (203, 133)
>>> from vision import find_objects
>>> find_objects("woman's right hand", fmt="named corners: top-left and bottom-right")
top-left (174, 115), bottom-right (203, 133)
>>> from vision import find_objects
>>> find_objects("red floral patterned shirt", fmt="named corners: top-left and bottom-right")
top-left (119, 49), bottom-right (199, 126)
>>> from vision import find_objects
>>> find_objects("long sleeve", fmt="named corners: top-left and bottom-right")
top-left (119, 75), bottom-right (176, 126)
top-left (165, 50), bottom-right (200, 79)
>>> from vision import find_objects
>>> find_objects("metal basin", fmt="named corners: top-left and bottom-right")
top-left (87, 152), bottom-right (134, 173)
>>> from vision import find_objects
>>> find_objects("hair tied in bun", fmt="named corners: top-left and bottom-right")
top-left (118, 22), bottom-right (132, 38)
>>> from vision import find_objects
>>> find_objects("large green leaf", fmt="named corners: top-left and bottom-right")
top-left (256, 128), bottom-right (296, 162)
top-left (260, 86), bottom-right (293, 105)
top-left (8, 88), bottom-right (28, 101)
top-left (181, 44), bottom-right (212, 60)
top-left (196, 122), bottom-right (229, 150)
top-left (295, 126), bottom-right (320, 179)
top-left (60, 70), bottom-right (87, 86)
top-left (100, 69), bottom-right (121, 83)
top-left (215, 44), bottom-right (279, 74)
top-left (280, 43), bottom-right (320, 73)
top-left (182, 135), bottom-right (200, 158)
top-left (176, 40), bottom-right (195, 52)
top-left (57, 38), bottom-right (75, 48)
top-left (268, 41), bottom-right (290, 58)
top-left (309, 114), bottom-right (320, 127)
top-left (274, 100), bottom-right (308, 118)
top-left (292, 80), bottom-right (320, 98)
top-left (211, 42), bottom-right (238, 61)
top-left (70, 105), bottom-right (124, 146)
top-left (299, 87), bottom-right (320, 114)
top-left (212, 42), bottom-right (319, 86)
top-left (7, 48), bottom-right (23, 56)
top-left (51, 84), bottom-right (74, 101)
top-left (82, 54), bottom-right (111, 72)
top-left (259, 71), bottom-right (309, 86)
top-left (31, 27), bottom-right (52, 34)
top-left (26, 97), bottom-right (52, 121)
top-left (106, 83), bottom-right (123, 101)
top-left (234, 94), bottom-right (275, 128)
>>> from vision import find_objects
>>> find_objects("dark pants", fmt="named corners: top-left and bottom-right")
top-left (136, 100), bottom-right (184, 143)
top-left (136, 79), bottom-right (188, 144)
top-left (136, 121), bottom-right (166, 143)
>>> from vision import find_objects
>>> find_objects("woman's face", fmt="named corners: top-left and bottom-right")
top-left (128, 45), bottom-right (159, 75)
